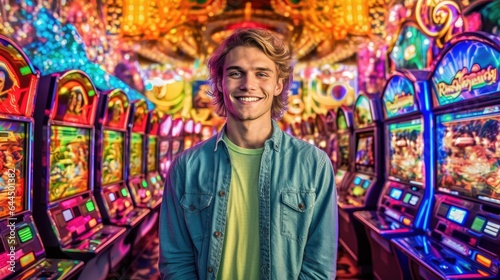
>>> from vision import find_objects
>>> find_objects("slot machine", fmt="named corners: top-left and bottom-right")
top-left (126, 100), bottom-right (160, 238)
top-left (93, 89), bottom-right (151, 266)
top-left (145, 109), bottom-right (164, 202)
top-left (392, 33), bottom-right (500, 279)
top-left (324, 109), bottom-right (336, 162)
top-left (314, 113), bottom-right (328, 152)
top-left (290, 121), bottom-right (302, 138)
top-left (301, 117), bottom-right (315, 145)
top-left (354, 70), bottom-right (433, 280)
top-left (0, 35), bottom-right (83, 280)
top-left (183, 118), bottom-right (194, 150)
top-left (158, 115), bottom-right (173, 181)
top-left (33, 70), bottom-right (127, 279)
top-left (170, 118), bottom-right (185, 163)
top-left (193, 121), bottom-right (202, 145)
top-left (337, 93), bottom-right (384, 273)
top-left (127, 100), bottom-right (158, 209)
top-left (332, 106), bottom-right (354, 196)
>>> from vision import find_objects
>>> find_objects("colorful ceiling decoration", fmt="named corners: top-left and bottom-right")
top-left (103, 0), bottom-right (389, 64)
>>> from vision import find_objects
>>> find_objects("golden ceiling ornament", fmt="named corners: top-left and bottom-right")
top-left (415, 0), bottom-right (463, 48)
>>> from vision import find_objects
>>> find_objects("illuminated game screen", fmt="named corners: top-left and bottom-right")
top-left (355, 133), bottom-right (375, 173)
top-left (447, 206), bottom-right (468, 225)
top-left (147, 136), bottom-right (157, 172)
top-left (49, 126), bottom-right (90, 202)
top-left (129, 133), bottom-right (143, 177)
top-left (0, 121), bottom-right (27, 219)
top-left (338, 133), bottom-right (350, 170)
top-left (437, 106), bottom-right (500, 206)
top-left (387, 118), bottom-right (424, 184)
top-left (102, 130), bottom-right (124, 184)
top-left (171, 139), bottom-right (182, 159)
top-left (159, 139), bottom-right (170, 176)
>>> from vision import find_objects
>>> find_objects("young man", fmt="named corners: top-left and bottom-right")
top-left (159, 28), bottom-right (338, 279)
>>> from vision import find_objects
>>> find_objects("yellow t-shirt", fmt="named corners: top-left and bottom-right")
top-left (217, 136), bottom-right (263, 279)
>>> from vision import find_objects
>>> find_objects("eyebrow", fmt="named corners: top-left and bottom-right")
top-left (225, 66), bottom-right (275, 73)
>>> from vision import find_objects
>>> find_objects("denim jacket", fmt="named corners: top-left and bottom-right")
top-left (159, 121), bottom-right (338, 279)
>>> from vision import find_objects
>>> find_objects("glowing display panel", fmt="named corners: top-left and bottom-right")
top-left (104, 91), bottom-right (129, 130)
top-left (437, 105), bottom-right (500, 205)
top-left (383, 75), bottom-right (418, 118)
top-left (387, 118), bottom-right (424, 184)
top-left (0, 36), bottom-right (37, 117)
top-left (447, 206), bottom-right (468, 225)
top-left (129, 133), bottom-right (143, 177)
top-left (52, 71), bottom-right (97, 125)
top-left (0, 121), bottom-right (26, 219)
top-left (354, 95), bottom-right (373, 129)
top-left (336, 110), bottom-right (350, 171)
top-left (390, 188), bottom-right (403, 200)
top-left (49, 126), bottom-right (90, 202)
top-left (431, 40), bottom-right (500, 107)
top-left (102, 130), bottom-right (124, 184)
top-left (159, 140), bottom-right (170, 177)
top-left (147, 136), bottom-right (157, 172)
top-left (389, 24), bottom-right (433, 70)
top-left (355, 133), bottom-right (375, 174)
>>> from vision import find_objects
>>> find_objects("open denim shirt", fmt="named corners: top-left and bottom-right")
top-left (159, 120), bottom-right (338, 279)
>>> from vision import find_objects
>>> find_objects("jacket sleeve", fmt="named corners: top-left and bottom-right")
top-left (158, 156), bottom-right (199, 279)
top-left (299, 152), bottom-right (338, 279)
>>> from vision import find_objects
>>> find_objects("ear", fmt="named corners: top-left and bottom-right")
top-left (274, 78), bottom-right (284, 96)
top-left (217, 80), bottom-right (222, 93)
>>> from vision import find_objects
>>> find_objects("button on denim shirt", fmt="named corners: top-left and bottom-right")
top-left (159, 121), bottom-right (338, 279)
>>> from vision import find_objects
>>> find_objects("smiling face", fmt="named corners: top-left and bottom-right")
top-left (218, 46), bottom-right (283, 125)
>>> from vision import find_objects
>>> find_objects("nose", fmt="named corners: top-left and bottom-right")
top-left (239, 75), bottom-right (257, 91)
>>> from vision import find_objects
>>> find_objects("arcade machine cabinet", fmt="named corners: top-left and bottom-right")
top-left (354, 70), bottom-right (433, 280)
top-left (333, 106), bottom-right (355, 196)
top-left (33, 70), bottom-right (127, 280)
top-left (392, 32), bottom-right (500, 280)
top-left (158, 115), bottom-right (173, 181)
top-left (170, 118), bottom-right (185, 164)
top-left (126, 100), bottom-right (160, 238)
top-left (314, 113), bottom-right (328, 152)
top-left (301, 117), bottom-right (316, 145)
top-left (337, 93), bottom-right (384, 274)
top-left (193, 121), bottom-right (202, 145)
top-left (183, 118), bottom-right (195, 150)
top-left (145, 109), bottom-right (165, 202)
top-left (0, 35), bottom-right (83, 280)
top-left (93, 89), bottom-right (151, 268)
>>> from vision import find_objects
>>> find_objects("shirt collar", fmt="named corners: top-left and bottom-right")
top-left (214, 120), bottom-right (282, 152)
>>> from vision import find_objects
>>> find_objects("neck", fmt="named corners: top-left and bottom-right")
top-left (225, 118), bottom-right (273, 149)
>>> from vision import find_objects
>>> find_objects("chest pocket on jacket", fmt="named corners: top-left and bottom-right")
top-left (180, 193), bottom-right (213, 242)
top-left (280, 191), bottom-right (316, 241)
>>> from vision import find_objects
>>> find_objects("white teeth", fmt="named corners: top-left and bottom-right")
top-left (238, 97), bottom-right (260, 102)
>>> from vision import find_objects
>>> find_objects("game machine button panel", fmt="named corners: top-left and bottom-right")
top-left (391, 32), bottom-right (500, 280)
top-left (94, 89), bottom-right (150, 228)
top-left (0, 35), bottom-right (83, 279)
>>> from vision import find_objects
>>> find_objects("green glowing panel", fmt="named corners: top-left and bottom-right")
top-left (86, 201), bottom-right (95, 212)
top-left (18, 227), bottom-right (33, 243)
top-left (471, 216), bottom-right (486, 232)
